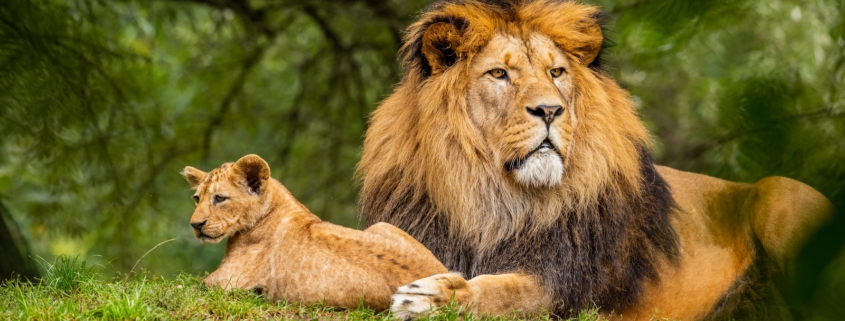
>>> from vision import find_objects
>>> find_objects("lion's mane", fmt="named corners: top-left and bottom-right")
top-left (358, 0), bottom-right (679, 315)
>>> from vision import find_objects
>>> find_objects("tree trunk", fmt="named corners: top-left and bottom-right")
top-left (0, 201), bottom-right (39, 281)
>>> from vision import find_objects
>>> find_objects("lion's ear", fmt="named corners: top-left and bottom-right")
top-left (421, 19), bottom-right (465, 75)
top-left (529, 4), bottom-right (605, 66)
top-left (231, 154), bottom-right (271, 195)
top-left (576, 16), bottom-right (603, 66)
top-left (181, 166), bottom-right (207, 190)
top-left (404, 15), bottom-right (469, 77)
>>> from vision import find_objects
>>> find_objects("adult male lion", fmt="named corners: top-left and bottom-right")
top-left (356, 0), bottom-right (835, 320)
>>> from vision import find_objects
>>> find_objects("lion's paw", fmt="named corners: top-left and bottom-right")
top-left (391, 293), bottom-right (436, 321)
top-left (391, 273), bottom-right (469, 320)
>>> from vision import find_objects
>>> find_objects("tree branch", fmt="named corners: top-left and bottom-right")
top-left (200, 43), bottom-right (268, 161)
top-left (302, 5), bottom-right (346, 51)
top-left (162, 0), bottom-right (276, 36)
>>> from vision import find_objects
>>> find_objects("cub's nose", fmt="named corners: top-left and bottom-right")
top-left (191, 220), bottom-right (206, 230)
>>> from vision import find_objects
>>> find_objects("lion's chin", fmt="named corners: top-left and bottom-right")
top-left (512, 150), bottom-right (564, 188)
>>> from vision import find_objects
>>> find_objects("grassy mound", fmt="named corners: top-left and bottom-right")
top-left (0, 256), bottom-right (606, 320)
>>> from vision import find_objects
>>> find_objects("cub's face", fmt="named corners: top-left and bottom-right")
top-left (181, 155), bottom-right (271, 244)
top-left (466, 33), bottom-right (576, 188)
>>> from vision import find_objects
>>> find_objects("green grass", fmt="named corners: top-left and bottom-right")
top-left (0, 256), bottom-right (605, 320)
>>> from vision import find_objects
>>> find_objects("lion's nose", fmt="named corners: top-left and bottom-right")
top-left (526, 105), bottom-right (563, 125)
top-left (191, 220), bottom-right (207, 230)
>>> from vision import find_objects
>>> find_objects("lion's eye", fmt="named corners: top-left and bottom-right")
top-left (192, 195), bottom-right (199, 204)
top-left (213, 195), bottom-right (228, 203)
top-left (488, 68), bottom-right (507, 79)
top-left (550, 67), bottom-right (565, 78)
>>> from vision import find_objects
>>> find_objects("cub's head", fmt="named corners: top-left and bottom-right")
top-left (181, 154), bottom-right (271, 244)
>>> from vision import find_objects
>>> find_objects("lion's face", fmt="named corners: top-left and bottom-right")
top-left (181, 156), bottom-right (271, 244)
top-left (466, 33), bottom-right (576, 188)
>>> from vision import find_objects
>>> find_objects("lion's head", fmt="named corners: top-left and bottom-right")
top-left (181, 155), bottom-right (271, 244)
top-left (360, 0), bottom-right (650, 243)
top-left (359, 0), bottom-right (678, 314)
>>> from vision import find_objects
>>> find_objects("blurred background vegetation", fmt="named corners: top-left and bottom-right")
top-left (0, 0), bottom-right (843, 318)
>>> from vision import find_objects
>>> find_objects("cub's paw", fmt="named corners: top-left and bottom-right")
top-left (391, 273), bottom-right (470, 320)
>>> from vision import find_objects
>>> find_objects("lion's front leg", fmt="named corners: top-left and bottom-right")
top-left (391, 273), bottom-right (553, 320)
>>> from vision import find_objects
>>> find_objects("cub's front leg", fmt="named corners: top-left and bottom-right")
top-left (391, 272), bottom-right (553, 320)
top-left (203, 266), bottom-right (258, 292)
top-left (203, 269), bottom-right (240, 290)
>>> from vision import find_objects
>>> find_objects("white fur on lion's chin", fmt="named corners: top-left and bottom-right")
top-left (513, 150), bottom-right (564, 188)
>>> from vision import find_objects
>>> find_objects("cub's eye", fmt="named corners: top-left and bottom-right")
top-left (213, 195), bottom-right (228, 203)
top-left (192, 195), bottom-right (199, 204)
top-left (488, 68), bottom-right (507, 79)
top-left (550, 67), bottom-right (565, 78)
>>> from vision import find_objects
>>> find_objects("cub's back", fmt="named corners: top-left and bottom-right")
top-left (266, 219), bottom-right (447, 309)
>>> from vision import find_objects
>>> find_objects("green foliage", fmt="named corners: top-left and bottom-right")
top-left (0, 0), bottom-right (430, 274)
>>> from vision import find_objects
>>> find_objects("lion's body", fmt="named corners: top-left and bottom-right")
top-left (356, 0), bottom-right (835, 319)
top-left (630, 167), bottom-right (832, 320)
top-left (182, 155), bottom-right (447, 310)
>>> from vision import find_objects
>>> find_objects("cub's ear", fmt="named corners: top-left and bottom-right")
top-left (404, 15), bottom-right (469, 77)
top-left (231, 154), bottom-right (271, 195)
top-left (181, 166), bottom-right (207, 190)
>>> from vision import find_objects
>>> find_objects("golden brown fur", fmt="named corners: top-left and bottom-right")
top-left (181, 155), bottom-right (447, 310)
top-left (357, 0), bottom-right (836, 319)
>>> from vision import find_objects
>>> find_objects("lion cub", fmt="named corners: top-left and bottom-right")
top-left (181, 154), bottom-right (447, 309)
